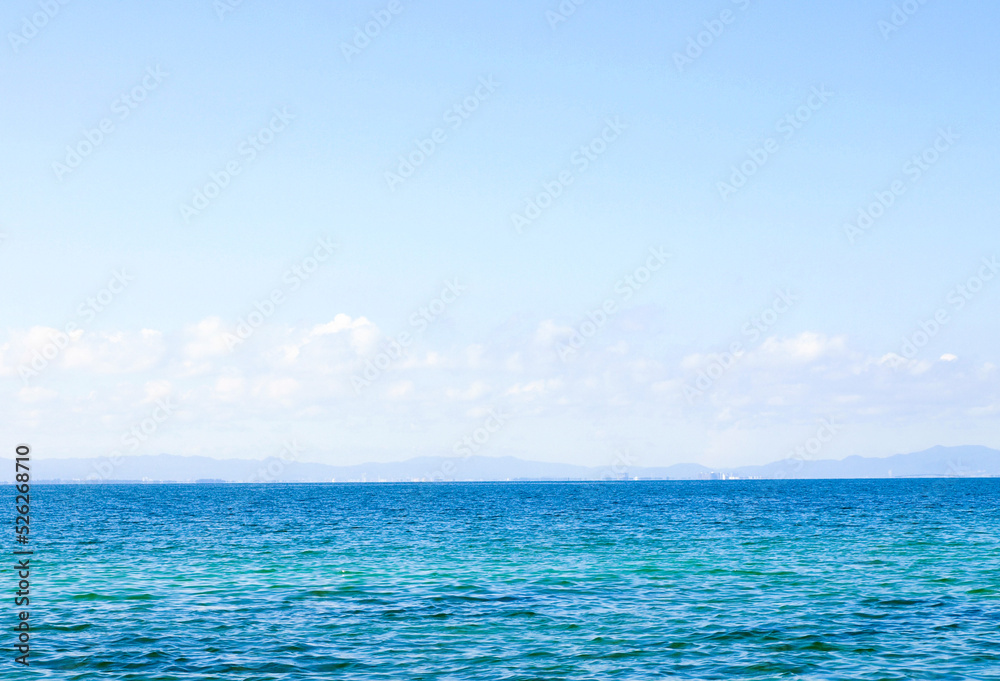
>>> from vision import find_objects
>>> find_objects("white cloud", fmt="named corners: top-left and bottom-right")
top-left (755, 332), bottom-right (847, 364)
top-left (445, 380), bottom-right (490, 401)
top-left (534, 319), bottom-right (572, 346)
top-left (4, 320), bottom-right (998, 464)
top-left (256, 377), bottom-right (299, 401)
top-left (386, 381), bottom-right (414, 399)
top-left (182, 318), bottom-right (230, 361)
top-left (142, 380), bottom-right (173, 403)
top-left (18, 386), bottom-right (58, 403)
top-left (309, 314), bottom-right (379, 355)
top-left (214, 374), bottom-right (246, 401)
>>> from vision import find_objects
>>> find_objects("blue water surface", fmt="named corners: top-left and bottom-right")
top-left (11, 479), bottom-right (1000, 680)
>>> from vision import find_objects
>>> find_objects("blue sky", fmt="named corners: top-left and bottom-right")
top-left (2, 0), bottom-right (998, 472)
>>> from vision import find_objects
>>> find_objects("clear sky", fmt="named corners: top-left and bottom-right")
top-left (2, 0), bottom-right (998, 470)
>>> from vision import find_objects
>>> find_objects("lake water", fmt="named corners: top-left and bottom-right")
top-left (15, 479), bottom-right (1000, 679)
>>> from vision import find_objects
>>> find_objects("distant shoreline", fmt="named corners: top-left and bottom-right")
top-left (3, 445), bottom-right (998, 484)
top-left (7, 475), bottom-right (999, 485)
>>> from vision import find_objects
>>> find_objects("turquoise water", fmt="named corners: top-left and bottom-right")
top-left (15, 480), bottom-right (1000, 679)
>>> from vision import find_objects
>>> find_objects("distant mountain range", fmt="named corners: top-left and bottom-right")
top-left (2, 445), bottom-right (998, 483)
